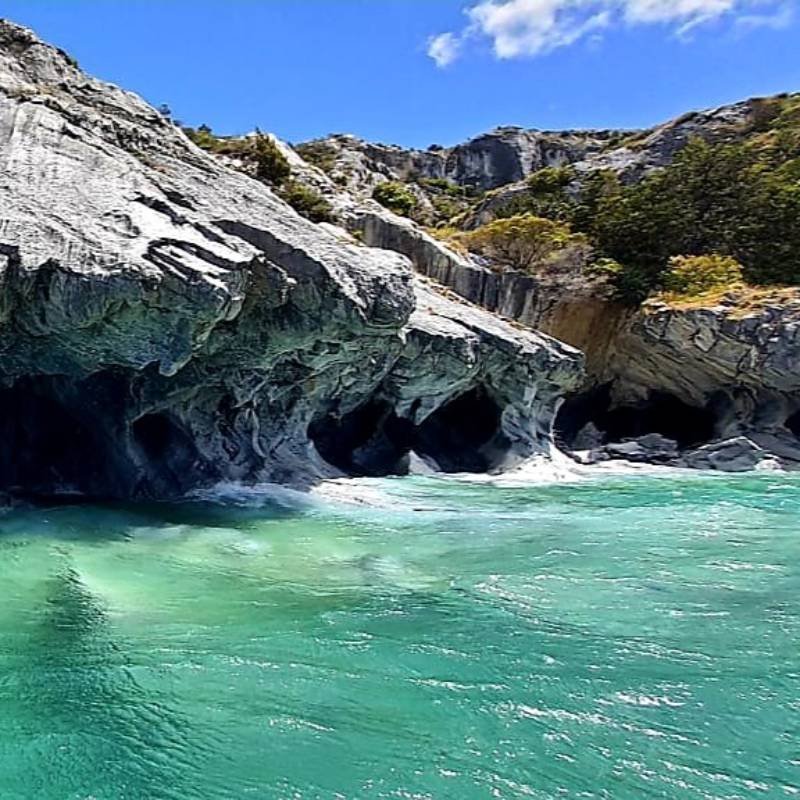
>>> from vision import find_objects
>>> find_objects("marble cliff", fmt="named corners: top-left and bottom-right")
top-left (0, 20), bottom-right (581, 500)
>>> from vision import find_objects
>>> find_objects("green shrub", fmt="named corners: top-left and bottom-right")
top-left (461, 214), bottom-right (585, 273)
top-left (662, 255), bottom-right (744, 296)
top-left (495, 166), bottom-right (577, 222)
top-left (253, 132), bottom-right (291, 186)
top-left (184, 124), bottom-right (221, 151)
top-left (417, 177), bottom-right (463, 196)
top-left (183, 125), bottom-right (259, 158)
top-left (372, 181), bottom-right (417, 216)
top-left (278, 180), bottom-right (334, 223)
top-left (295, 141), bottom-right (338, 173)
top-left (581, 137), bottom-right (800, 300)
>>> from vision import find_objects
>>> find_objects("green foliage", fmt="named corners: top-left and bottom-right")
top-left (496, 166), bottom-right (578, 222)
top-left (663, 254), bottom-right (744, 296)
top-left (430, 196), bottom-right (463, 224)
top-left (461, 214), bottom-right (586, 273)
top-left (253, 131), bottom-right (291, 186)
top-left (295, 141), bottom-right (338, 173)
top-left (372, 181), bottom-right (417, 216)
top-left (572, 137), bottom-right (800, 301)
top-left (278, 180), bottom-right (334, 224)
top-left (417, 177), bottom-right (464, 196)
top-left (183, 125), bottom-right (258, 158)
top-left (184, 124), bottom-right (222, 151)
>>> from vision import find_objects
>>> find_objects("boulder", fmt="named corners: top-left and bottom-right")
top-left (680, 437), bottom-right (772, 472)
top-left (591, 433), bottom-right (679, 465)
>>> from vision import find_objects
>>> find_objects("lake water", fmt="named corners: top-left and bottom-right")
top-left (0, 471), bottom-right (798, 799)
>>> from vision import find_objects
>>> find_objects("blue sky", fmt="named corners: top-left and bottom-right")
top-left (3, 0), bottom-right (799, 148)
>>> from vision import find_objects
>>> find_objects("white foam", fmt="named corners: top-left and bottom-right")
top-left (190, 481), bottom-right (320, 511)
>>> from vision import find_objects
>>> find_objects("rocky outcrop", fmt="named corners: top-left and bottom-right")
top-left (346, 212), bottom-right (800, 470)
top-left (299, 127), bottom-right (626, 198)
top-left (335, 94), bottom-right (797, 230)
top-left (0, 20), bottom-right (583, 500)
top-left (608, 296), bottom-right (800, 437)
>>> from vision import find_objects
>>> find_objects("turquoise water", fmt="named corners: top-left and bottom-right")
top-left (0, 472), bottom-right (798, 799)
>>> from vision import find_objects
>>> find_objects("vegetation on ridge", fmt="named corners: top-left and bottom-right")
top-left (184, 124), bottom-right (333, 224)
top-left (471, 97), bottom-right (800, 302)
top-left (372, 181), bottom-right (417, 217)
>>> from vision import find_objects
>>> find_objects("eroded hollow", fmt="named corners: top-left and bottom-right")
top-left (0, 375), bottom-right (120, 498)
top-left (556, 383), bottom-right (716, 450)
top-left (130, 412), bottom-right (205, 497)
top-left (786, 409), bottom-right (800, 438)
top-left (414, 387), bottom-right (511, 473)
top-left (0, 373), bottom-right (213, 501)
top-left (309, 387), bottom-right (511, 477)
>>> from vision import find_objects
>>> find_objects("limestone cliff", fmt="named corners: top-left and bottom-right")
top-left (0, 20), bottom-right (583, 500)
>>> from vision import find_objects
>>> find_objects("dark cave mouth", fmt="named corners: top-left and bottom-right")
top-left (555, 383), bottom-right (717, 453)
top-left (0, 374), bottom-right (211, 502)
top-left (786, 409), bottom-right (800, 438)
top-left (308, 387), bottom-right (512, 477)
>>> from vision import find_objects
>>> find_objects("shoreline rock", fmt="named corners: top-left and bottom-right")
top-left (0, 20), bottom-right (583, 500)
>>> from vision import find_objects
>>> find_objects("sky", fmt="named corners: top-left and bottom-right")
top-left (2, 0), bottom-right (799, 148)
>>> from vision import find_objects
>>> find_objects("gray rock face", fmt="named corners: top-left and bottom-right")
top-left (0, 20), bottom-right (583, 499)
top-left (298, 94), bottom-right (797, 211)
top-left (352, 216), bottom-right (800, 470)
top-left (598, 434), bottom-right (680, 465)
top-left (302, 127), bottom-right (624, 196)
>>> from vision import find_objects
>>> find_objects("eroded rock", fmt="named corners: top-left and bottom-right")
top-left (0, 20), bottom-right (583, 499)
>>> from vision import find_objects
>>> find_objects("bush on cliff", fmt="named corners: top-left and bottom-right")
top-left (253, 132), bottom-right (291, 186)
top-left (461, 214), bottom-right (588, 274)
top-left (295, 140), bottom-right (338, 173)
top-left (498, 135), bottom-right (800, 302)
top-left (590, 138), bottom-right (800, 298)
top-left (495, 166), bottom-right (578, 222)
top-left (278, 180), bottom-right (334, 223)
top-left (372, 181), bottom-right (417, 216)
top-left (662, 255), bottom-right (745, 297)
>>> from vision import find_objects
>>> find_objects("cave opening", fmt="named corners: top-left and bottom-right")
top-left (0, 376), bottom-right (111, 498)
top-left (556, 383), bottom-right (716, 450)
top-left (308, 400), bottom-right (412, 477)
top-left (786, 409), bottom-right (800, 438)
top-left (131, 412), bottom-right (204, 496)
top-left (414, 387), bottom-right (510, 473)
top-left (308, 387), bottom-right (510, 477)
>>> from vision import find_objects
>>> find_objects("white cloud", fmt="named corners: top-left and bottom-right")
top-left (467, 0), bottom-right (611, 58)
top-left (427, 32), bottom-right (462, 67)
top-left (427, 0), bottom-right (793, 65)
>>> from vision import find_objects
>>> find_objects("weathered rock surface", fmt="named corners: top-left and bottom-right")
top-left (302, 94), bottom-right (797, 230)
top-left (299, 127), bottom-right (624, 197)
top-left (346, 217), bottom-right (800, 470)
top-left (0, 20), bottom-right (584, 499)
top-left (283, 91), bottom-right (800, 473)
top-left (679, 437), bottom-right (769, 472)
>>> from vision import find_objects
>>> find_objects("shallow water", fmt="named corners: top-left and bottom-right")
top-left (0, 472), bottom-right (798, 799)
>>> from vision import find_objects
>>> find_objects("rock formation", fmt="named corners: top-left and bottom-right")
top-left (300, 127), bottom-right (623, 195)
top-left (0, 20), bottom-right (583, 500)
top-left (283, 95), bottom-right (800, 472)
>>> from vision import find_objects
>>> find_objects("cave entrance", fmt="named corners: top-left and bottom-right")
top-left (556, 384), bottom-right (716, 450)
top-left (131, 412), bottom-right (204, 497)
top-left (308, 400), bottom-right (414, 477)
top-left (308, 387), bottom-right (510, 477)
top-left (0, 376), bottom-right (111, 498)
top-left (786, 409), bottom-right (800, 438)
top-left (413, 387), bottom-right (510, 473)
